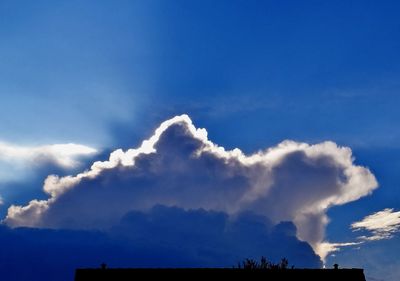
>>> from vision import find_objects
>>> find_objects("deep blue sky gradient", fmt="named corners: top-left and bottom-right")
top-left (1, 1), bottom-right (399, 149)
top-left (1, 1), bottom-right (400, 280)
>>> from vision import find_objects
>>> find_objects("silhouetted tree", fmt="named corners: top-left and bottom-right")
top-left (236, 257), bottom-right (291, 270)
top-left (279, 258), bottom-right (289, 269)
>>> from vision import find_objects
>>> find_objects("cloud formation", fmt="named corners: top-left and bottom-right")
top-left (0, 142), bottom-right (97, 169)
top-left (319, 208), bottom-right (400, 260)
top-left (4, 115), bottom-right (378, 261)
top-left (351, 208), bottom-right (400, 241)
top-left (316, 241), bottom-right (362, 259)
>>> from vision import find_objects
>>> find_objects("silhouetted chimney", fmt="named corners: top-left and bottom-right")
top-left (333, 264), bottom-right (339, 270)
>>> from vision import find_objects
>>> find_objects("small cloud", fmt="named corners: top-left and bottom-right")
top-left (0, 142), bottom-right (98, 203)
top-left (318, 208), bottom-right (400, 262)
top-left (0, 142), bottom-right (97, 169)
top-left (315, 241), bottom-right (362, 262)
top-left (351, 208), bottom-right (400, 241)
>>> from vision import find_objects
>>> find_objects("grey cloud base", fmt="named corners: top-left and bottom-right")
top-left (4, 115), bottom-right (378, 260)
top-left (0, 206), bottom-right (321, 281)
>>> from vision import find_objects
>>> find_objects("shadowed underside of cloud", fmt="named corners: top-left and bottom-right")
top-left (0, 206), bottom-right (321, 281)
top-left (3, 115), bottom-right (378, 261)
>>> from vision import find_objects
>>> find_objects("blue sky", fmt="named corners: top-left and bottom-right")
top-left (1, 1), bottom-right (400, 280)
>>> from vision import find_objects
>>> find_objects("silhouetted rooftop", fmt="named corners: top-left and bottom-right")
top-left (75, 267), bottom-right (366, 281)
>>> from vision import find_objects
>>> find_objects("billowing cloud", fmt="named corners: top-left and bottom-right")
top-left (4, 115), bottom-right (378, 261)
top-left (0, 142), bottom-right (97, 169)
top-left (351, 208), bottom-right (400, 241)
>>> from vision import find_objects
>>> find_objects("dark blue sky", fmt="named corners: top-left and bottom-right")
top-left (1, 0), bottom-right (399, 148)
top-left (0, 1), bottom-right (400, 280)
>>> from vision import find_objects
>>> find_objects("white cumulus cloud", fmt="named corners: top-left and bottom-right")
top-left (351, 208), bottom-right (400, 241)
top-left (3, 114), bottom-right (378, 261)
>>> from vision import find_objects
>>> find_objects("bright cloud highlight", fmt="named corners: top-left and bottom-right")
top-left (0, 142), bottom-right (97, 169)
top-left (4, 114), bottom-right (378, 261)
top-left (351, 208), bottom-right (400, 241)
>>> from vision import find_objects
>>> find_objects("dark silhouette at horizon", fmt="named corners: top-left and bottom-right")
top-left (75, 261), bottom-right (366, 281)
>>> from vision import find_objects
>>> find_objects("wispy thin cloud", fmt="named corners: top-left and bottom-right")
top-left (316, 241), bottom-right (362, 263)
top-left (0, 141), bottom-right (98, 186)
top-left (321, 208), bottom-right (400, 262)
top-left (351, 208), bottom-right (400, 241)
top-left (0, 142), bottom-right (97, 169)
